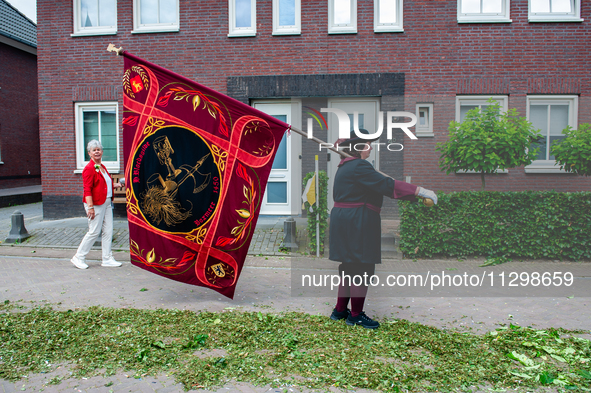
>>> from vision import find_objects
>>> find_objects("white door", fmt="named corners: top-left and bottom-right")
top-left (254, 102), bottom-right (293, 215)
top-left (326, 98), bottom-right (380, 210)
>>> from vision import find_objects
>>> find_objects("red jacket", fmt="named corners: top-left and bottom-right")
top-left (82, 161), bottom-right (113, 205)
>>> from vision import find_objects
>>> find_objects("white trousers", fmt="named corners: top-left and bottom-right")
top-left (74, 200), bottom-right (113, 262)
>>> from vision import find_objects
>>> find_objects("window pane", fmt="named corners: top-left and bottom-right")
top-left (81, 0), bottom-right (98, 27)
top-left (98, 0), bottom-right (116, 26)
top-left (236, 0), bottom-right (252, 27)
top-left (160, 0), bottom-right (176, 23)
top-left (279, 0), bottom-right (296, 26)
top-left (550, 104), bottom-right (568, 136)
top-left (83, 111), bottom-right (99, 161)
top-left (272, 135), bottom-right (287, 169)
top-left (419, 109), bottom-right (428, 127)
top-left (460, 105), bottom-right (478, 122)
top-left (101, 111), bottom-right (117, 162)
top-left (271, 115), bottom-right (287, 169)
top-left (379, 0), bottom-right (397, 24)
top-left (482, 0), bottom-right (502, 13)
top-left (531, 0), bottom-right (550, 12)
top-left (141, 0), bottom-right (158, 24)
top-left (348, 113), bottom-right (364, 130)
top-left (530, 105), bottom-right (549, 160)
top-left (334, 0), bottom-right (351, 24)
top-left (267, 182), bottom-right (288, 203)
top-left (462, 0), bottom-right (480, 13)
top-left (552, 0), bottom-right (572, 12)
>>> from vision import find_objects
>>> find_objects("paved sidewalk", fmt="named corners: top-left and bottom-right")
top-left (1, 203), bottom-right (590, 392)
top-left (0, 203), bottom-right (296, 256)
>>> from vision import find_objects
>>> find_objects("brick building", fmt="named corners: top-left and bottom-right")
top-left (37, 0), bottom-right (590, 219)
top-left (0, 0), bottom-right (40, 189)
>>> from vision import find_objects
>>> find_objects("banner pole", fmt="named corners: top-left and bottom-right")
top-left (289, 125), bottom-right (351, 158)
top-left (315, 155), bottom-right (319, 258)
top-left (289, 125), bottom-right (433, 206)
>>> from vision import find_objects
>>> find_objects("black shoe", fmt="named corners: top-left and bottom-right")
top-left (346, 311), bottom-right (380, 329)
top-left (330, 308), bottom-right (350, 321)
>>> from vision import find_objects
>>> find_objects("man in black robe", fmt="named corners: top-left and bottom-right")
top-left (329, 129), bottom-right (437, 329)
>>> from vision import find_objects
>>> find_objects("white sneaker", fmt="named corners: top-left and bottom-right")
top-left (101, 257), bottom-right (122, 267)
top-left (71, 256), bottom-right (88, 270)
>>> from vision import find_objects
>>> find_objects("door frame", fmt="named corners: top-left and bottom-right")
top-left (252, 100), bottom-right (302, 215)
top-left (326, 97), bottom-right (381, 210)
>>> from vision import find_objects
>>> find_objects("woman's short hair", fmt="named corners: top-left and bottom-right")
top-left (87, 139), bottom-right (103, 152)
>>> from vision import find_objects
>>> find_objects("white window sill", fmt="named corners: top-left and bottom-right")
top-left (131, 26), bottom-right (179, 34)
top-left (524, 164), bottom-right (569, 174)
top-left (0, 161), bottom-right (4, 165)
top-left (328, 29), bottom-right (358, 34)
top-left (374, 26), bottom-right (404, 33)
top-left (456, 169), bottom-right (509, 174)
top-left (228, 31), bottom-right (257, 37)
top-left (415, 131), bottom-right (434, 138)
top-left (458, 17), bottom-right (512, 23)
top-left (272, 31), bottom-right (301, 36)
top-left (74, 168), bottom-right (121, 174)
top-left (528, 17), bottom-right (584, 22)
top-left (71, 30), bottom-right (117, 37)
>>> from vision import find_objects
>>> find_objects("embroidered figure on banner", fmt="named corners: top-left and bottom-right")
top-left (141, 135), bottom-right (212, 227)
top-left (131, 126), bottom-right (221, 235)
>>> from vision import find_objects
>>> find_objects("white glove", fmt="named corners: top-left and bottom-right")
top-left (417, 187), bottom-right (438, 205)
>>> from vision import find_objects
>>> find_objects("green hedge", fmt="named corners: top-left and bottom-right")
top-left (398, 191), bottom-right (591, 261)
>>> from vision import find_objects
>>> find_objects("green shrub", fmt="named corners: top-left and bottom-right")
top-left (302, 171), bottom-right (329, 255)
top-left (551, 123), bottom-right (591, 176)
top-left (398, 191), bottom-right (591, 261)
top-left (437, 99), bottom-right (541, 191)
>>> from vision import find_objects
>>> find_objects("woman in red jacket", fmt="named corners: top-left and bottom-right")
top-left (71, 140), bottom-right (123, 269)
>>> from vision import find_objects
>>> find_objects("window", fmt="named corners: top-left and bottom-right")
top-left (456, 95), bottom-right (508, 122)
top-left (273, 0), bottom-right (301, 35)
top-left (415, 103), bottom-right (434, 137)
top-left (525, 96), bottom-right (578, 173)
top-left (455, 96), bottom-right (509, 173)
top-left (229, 0), bottom-right (256, 37)
top-left (132, 0), bottom-right (179, 34)
top-left (75, 102), bottom-right (119, 172)
top-left (328, 0), bottom-right (357, 34)
top-left (529, 0), bottom-right (583, 22)
top-left (72, 0), bottom-right (117, 36)
top-left (374, 0), bottom-right (403, 32)
top-left (457, 0), bottom-right (511, 23)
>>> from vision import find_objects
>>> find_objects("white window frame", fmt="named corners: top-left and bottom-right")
top-left (374, 0), bottom-right (403, 32)
top-left (273, 0), bottom-right (301, 35)
top-left (457, 0), bottom-right (512, 23)
top-left (74, 102), bottom-right (120, 173)
top-left (415, 103), bottom-right (434, 137)
top-left (132, 0), bottom-right (180, 34)
top-left (525, 95), bottom-right (578, 173)
top-left (229, 0), bottom-right (257, 37)
top-left (328, 0), bottom-right (357, 34)
top-left (72, 0), bottom-right (117, 37)
top-left (528, 0), bottom-right (583, 22)
top-left (455, 95), bottom-right (509, 173)
top-left (455, 95), bottom-right (508, 122)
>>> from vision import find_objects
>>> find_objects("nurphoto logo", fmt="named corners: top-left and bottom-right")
top-left (306, 108), bottom-right (418, 152)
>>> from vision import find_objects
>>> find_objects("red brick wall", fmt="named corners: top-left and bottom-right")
top-left (0, 43), bottom-right (40, 188)
top-left (37, 0), bottom-right (591, 203)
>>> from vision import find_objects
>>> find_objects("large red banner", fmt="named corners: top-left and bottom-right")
top-left (121, 52), bottom-right (289, 298)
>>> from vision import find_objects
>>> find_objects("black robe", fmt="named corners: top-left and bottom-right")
top-left (329, 158), bottom-right (417, 265)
